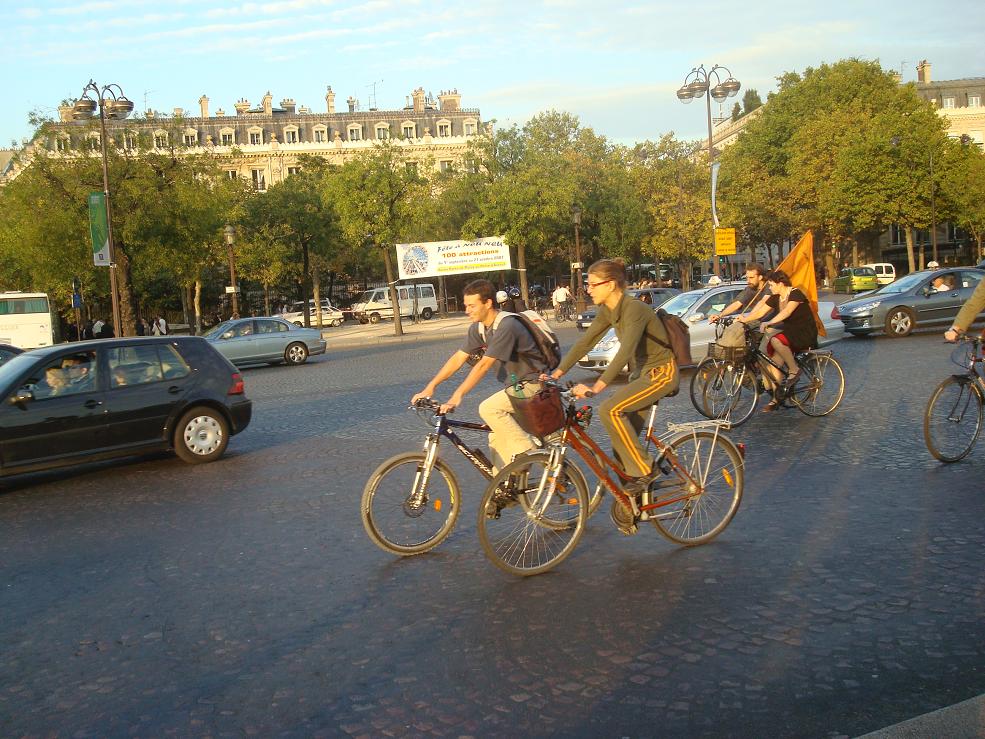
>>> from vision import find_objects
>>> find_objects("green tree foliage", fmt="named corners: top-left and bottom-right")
top-left (742, 89), bottom-right (763, 115)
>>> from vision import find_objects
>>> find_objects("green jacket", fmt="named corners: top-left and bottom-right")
top-left (558, 294), bottom-right (675, 385)
top-left (953, 277), bottom-right (985, 333)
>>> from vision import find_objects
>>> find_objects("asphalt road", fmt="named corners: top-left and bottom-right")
top-left (1, 326), bottom-right (983, 737)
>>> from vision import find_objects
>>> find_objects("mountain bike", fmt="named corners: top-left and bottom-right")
top-left (689, 317), bottom-right (845, 426)
top-left (477, 382), bottom-right (745, 577)
top-left (924, 336), bottom-right (985, 462)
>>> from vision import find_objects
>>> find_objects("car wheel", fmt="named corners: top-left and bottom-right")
top-left (369, 313), bottom-right (381, 324)
top-left (885, 307), bottom-right (914, 338)
top-left (174, 407), bottom-right (230, 464)
top-left (332, 319), bottom-right (343, 327)
top-left (421, 307), bottom-right (433, 320)
top-left (285, 342), bottom-right (309, 365)
top-left (293, 321), bottom-right (303, 327)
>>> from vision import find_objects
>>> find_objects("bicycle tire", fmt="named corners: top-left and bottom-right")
top-left (477, 454), bottom-right (589, 576)
top-left (515, 449), bottom-right (600, 523)
top-left (689, 356), bottom-right (724, 418)
top-left (923, 376), bottom-right (984, 463)
top-left (701, 363), bottom-right (759, 427)
top-left (649, 431), bottom-right (743, 546)
top-left (790, 354), bottom-right (845, 417)
top-left (361, 452), bottom-right (461, 555)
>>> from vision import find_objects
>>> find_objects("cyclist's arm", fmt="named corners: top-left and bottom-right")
top-left (711, 299), bottom-right (743, 322)
top-left (949, 278), bottom-right (985, 338)
top-left (412, 350), bottom-right (470, 403)
top-left (738, 296), bottom-right (773, 323)
top-left (442, 355), bottom-right (498, 411)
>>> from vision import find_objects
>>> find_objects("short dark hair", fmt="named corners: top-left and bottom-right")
top-left (746, 263), bottom-right (767, 277)
top-left (463, 279), bottom-right (496, 304)
top-left (766, 270), bottom-right (792, 286)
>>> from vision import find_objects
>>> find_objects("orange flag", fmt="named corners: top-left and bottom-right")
top-left (776, 230), bottom-right (826, 337)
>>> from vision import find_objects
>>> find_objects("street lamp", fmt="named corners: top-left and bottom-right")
top-left (677, 64), bottom-right (741, 277)
top-left (71, 80), bottom-right (134, 336)
top-left (224, 225), bottom-right (240, 318)
top-left (571, 205), bottom-right (586, 312)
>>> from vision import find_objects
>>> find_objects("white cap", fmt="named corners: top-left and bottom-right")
top-left (927, 261), bottom-right (939, 269)
top-left (495, 290), bottom-right (508, 304)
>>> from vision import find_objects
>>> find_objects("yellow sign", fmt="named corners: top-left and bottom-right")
top-left (715, 228), bottom-right (737, 256)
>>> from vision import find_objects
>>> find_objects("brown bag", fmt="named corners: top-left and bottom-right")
top-left (506, 383), bottom-right (566, 437)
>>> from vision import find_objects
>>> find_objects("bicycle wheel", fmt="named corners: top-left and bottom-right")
top-left (701, 363), bottom-right (759, 427)
top-left (689, 357), bottom-right (724, 418)
top-left (923, 376), bottom-right (984, 463)
top-left (361, 452), bottom-right (461, 555)
top-left (649, 431), bottom-right (743, 546)
top-left (514, 450), bottom-right (599, 524)
top-left (477, 454), bottom-right (589, 576)
top-left (790, 354), bottom-right (845, 417)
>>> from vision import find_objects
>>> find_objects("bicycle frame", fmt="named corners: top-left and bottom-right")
top-left (414, 413), bottom-right (494, 504)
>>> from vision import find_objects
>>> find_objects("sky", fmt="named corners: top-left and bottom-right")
top-left (2, 0), bottom-right (984, 149)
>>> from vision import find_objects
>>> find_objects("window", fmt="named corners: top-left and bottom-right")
top-left (284, 127), bottom-right (299, 143)
top-left (891, 224), bottom-right (906, 245)
top-left (287, 166), bottom-right (301, 176)
top-left (942, 97), bottom-right (956, 109)
top-left (969, 95), bottom-right (981, 108)
top-left (230, 321), bottom-right (254, 337)
top-left (348, 125), bottom-right (362, 141)
top-left (107, 345), bottom-right (164, 389)
top-left (221, 132), bottom-right (234, 146)
top-left (398, 288), bottom-right (409, 300)
top-left (29, 352), bottom-right (98, 399)
top-left (159, 345), bottom-right (191, 380)
top-left (376, 124), bottom-right (390, 140)
top-left (87, 135), bottom-right (101, 151)
top-left (250, 131), bottom-right (263, 145)
top-left (464, 121), bottom-right (477, 136)
top-left (256, 319), bottom-right (288, 334)
top-left (419, 285), bottom-right (435, 299)
top-left (313, 126), bottom-right (327, 143)
top-left (154, 132), bottom-right (168, 148)
top-left (436, 120), bottom-right (451, 137)
top-left (960, 271), bottom-right (983, 290)
top-left (55, 137), bottom-right (69, 152)
top-left (183, 133), bottom-right (198, 147)
top-left (402, 122), bottom-right (416, 139)
top-left (251, 169), bottom-right (266, 191)
top-left (226, 170), bottom-right (238, 180)
top-left (439, 160), bottom-right (453, 173)
top-left (123, 134), bottom-right (137, 150)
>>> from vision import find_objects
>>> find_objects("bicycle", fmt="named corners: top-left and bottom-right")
top-left (924, 336), bottom-right (985, 462)
top-left (554, 300), bottom-right (575, 322)
top-left (689, 317), bottom-right (845, 426)
top-left (360, 397), bottom-right (604, 557)
top-left (477, 382), bottom-right (745, 577)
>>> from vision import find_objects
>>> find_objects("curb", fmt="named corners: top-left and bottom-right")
top-left (855, 693), bottom-right (985, 738)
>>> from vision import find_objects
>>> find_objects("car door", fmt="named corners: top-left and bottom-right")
top-left (103, 343), bottom-right (194, 449)
top-left (916, 272), bottom-right (962, 324)
top-left (954, 271), bottom-right (985, 323)
top-left (254, 319), bottom-right (288, 360)
top-left (688, 289), bottom-right (743, 352)
top-left (217, 320), bottom-right (258, 364)
top-left (0, 349), bottom-right (108, 469)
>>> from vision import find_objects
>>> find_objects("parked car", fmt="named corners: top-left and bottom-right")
top-left (836, 267), bottom-right (985, 338)
top-left (577, 283), bottom-right (845, 374)
top-left (863, 262), bottom-right (896, 286)
top-left (205, 317), bottom-right (326, 366)
top-left (0, 336), bottom-right (251, 477)
top-left (352, 283), bottom-right (438, 323)
top-left (280, 299), bottom-right (345, 327)
top-left (575, 288), bottom-right (680, 330)
top-left (0, 343), bottom-right (24, 367)
top-left (833, 267), bottom-right (880, 294)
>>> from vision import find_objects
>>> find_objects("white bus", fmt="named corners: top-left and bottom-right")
top-left (0, 292), bottom-right (59, 348)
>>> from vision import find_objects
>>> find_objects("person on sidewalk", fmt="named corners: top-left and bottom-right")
top-left (411, 279), bottom-right (551, 472)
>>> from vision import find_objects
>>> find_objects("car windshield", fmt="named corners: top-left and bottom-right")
top-left (203, 321), bottom-right (235, 338)
top-left (855, 268), bottom-right (876, 276)
top-left (660, 291), bottom-right (703, 317)
top-left (868, 272), bottom-right (927, 295)
top-left (0, 352), bottom-right (38, 391)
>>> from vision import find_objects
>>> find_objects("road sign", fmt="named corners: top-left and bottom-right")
top-left (570, 261), bottom-right (583, 270)
top-left (72, 293), bottom-right (83, 309)
top-left (88, 192), bottom-right (110, 266)
top-left (715, 228), bottom-right (737, 256)
top-left (225, 286), bottom-right (240, 294)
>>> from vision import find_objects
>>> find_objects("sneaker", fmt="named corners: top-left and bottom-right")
top-left (609, 499), bottom-right (638, 535)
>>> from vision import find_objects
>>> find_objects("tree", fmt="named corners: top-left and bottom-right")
top-left (939, 139), bottom-right (985, 259)
top-left (742, 89), bottom-right (763, 115)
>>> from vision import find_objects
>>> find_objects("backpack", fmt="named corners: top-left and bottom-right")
top-left (478, 310), bottom-right (562, 371)
top-left (650, 309), bottom-right (693, 367)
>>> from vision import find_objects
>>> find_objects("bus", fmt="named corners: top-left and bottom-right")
top-left (0, 292), bottom-right (60, 349)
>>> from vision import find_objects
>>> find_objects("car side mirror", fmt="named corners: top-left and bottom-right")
top-left (9, 387), bottom-right (34, 405)
top-left (688, 313), bottom-right (705, 323)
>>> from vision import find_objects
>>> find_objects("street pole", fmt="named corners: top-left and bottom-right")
top-left (97, 99), bottom-right (123, 336)
top-left (930, 150), bottom-right (938, 265)
top-left (703, 85), bottom-right (719, 278)
top-left (224, 225), bottom-right (240, 318)
top-left (572, 206), bottom-right (586, 312)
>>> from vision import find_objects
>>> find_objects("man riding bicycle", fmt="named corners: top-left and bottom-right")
top-left (411, 279), bottom-right (552, 473)
top-left (709, 263), bottom-right (772, 323)
top-left (552, 283), bottom-right (573, 318)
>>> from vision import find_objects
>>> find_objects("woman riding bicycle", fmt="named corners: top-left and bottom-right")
top-left (545, 258), bottom-right (678, 509)
top-left (737, 269), bottom-right (818, 413)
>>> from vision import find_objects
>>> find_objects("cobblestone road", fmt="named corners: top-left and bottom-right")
top-left (1, 328), bottom-right (983, 737)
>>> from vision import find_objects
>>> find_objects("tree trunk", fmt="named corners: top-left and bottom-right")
top-left (180, 284), bottom-right (192, 334)
top-left (263, 283), bottom-right (271, 317)
top-left (383, 246), bottom-right (403, 336)
top-left (851, 240), bottom-right (859, 267)
top-left (194, 278), bottom-right (203, 335)
top-left (904, 227), bottom-right (916, 274)
top-left (300, 240), bottom-right (311, 328)
top-left (114, 245), bottom-right (137, 337)
top-left (517, 243), bottom-right (529, 307)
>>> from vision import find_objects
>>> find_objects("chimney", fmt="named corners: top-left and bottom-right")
top-left (347, 95), bottom-right (357, 113)
top-left (916, 60), bottom-right (932, 84)
top-left (262, 91), bottom-right (273, 116)
top-left (199, 95), bottom-right (209, 118)
top-left (280, 98), bottom-right (296, 114)
top-left (57, 103), bottom-right (74, 122)
top-left (173, 107), bottom-right (184, 117)
top-left (412, 87), bottom-right (426, 112)
top-left (889, 71), bottom-right (902, 84)
top-left (325, 86), bottom-right (335, 114)
top-left (438, 89), bottom-right (462, 112)
top-left (298, 105), bottom-right (310, 114)
top-left (215, 108), bottom-right (225, 117)
top-left (234, 98), bottom-right (251, 116)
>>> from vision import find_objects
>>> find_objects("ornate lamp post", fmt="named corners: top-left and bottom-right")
top-left (72, 80), bottom-right (134, 336)
top-left (571, 205), bottom-right (586, 312)
top-left (224, 225), bottom-right (240, 318)
top-left (677, 65), bottom-right (741, 277)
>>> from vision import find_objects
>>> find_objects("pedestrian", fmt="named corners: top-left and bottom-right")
top-left (82, 319), bottom-right (95, 340)
top-left (98, 319), bottom-right (114, 339)
top-left (496, 290), bottom-right (517, 314)
top-left (135, 317), bottom-right (146, 336)
top-left (152, 315), bottom-right (168, 335)
top-left (92, 317), bottom-right (105, 337)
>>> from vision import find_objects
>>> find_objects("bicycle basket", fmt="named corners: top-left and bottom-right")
top-left (506, 383), bottom-right (566, 437)
top-left (709, 342), bottom-right (746, 363)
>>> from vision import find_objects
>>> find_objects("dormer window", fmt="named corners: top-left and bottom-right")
top-left (283, 125), bottom-right (299, 143)
top-left (249, 129), bottom-right (263, 145)
top-left (55, 136), bottom-right (70, 152)
top-left (402, 122), bottom-right (416, 139)
top-left (154, 132), bottom-right (168, 148)
top-left (313, 125), bottom-right (327, 143)
top-left (464, 118), bottom-right (477, 136)
top-left (123, 134), bottom-right (137, 150)
top-left (220, 129), bottom-right (235, 146)
top-left (942, 96), bottom-right (956, 109)
top-left (348, 124), bottom-right (363, 141)
top-left (183, 131), bottom-right (198, 147)
top-left (375, 123), bottom-right (390, 140)
top-left (86, 134), bottom-right (101, 151)
top-left (436, 120), bottom-right (451, 137)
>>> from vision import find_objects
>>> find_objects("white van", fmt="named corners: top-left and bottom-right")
top-left (863, 263), bottom-right (896, 285)
top-left (352, 283), bottom-right (438, 324)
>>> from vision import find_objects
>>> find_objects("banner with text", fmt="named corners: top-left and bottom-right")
top-left (88, 192), bottom-right (111, 267)
top-left (395, 237), bottom-right (511, 280)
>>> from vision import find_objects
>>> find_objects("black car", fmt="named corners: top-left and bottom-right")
top-left (0, 336), bottom-right (252, 478)
top-left (575, 288), bottom-right (681, 330)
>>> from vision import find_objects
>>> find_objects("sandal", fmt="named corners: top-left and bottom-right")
top-left (761, 399), bottom-right (780, 413)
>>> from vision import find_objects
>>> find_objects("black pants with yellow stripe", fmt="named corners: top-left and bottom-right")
top-left (599, 360), bottom-right (678, 478)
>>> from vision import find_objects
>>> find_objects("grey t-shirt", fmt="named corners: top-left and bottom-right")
top-left (462, 314), bottom-right (544, 385)
top-left (737, 284), bottom-right (775, 320)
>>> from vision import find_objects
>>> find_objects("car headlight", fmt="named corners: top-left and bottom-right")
top-left (595, 338), bottom-right (618, 351)
top-left (849, 301), bottom-right (882, 313)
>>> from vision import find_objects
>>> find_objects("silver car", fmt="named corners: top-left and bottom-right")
top-left (205, 317), bottom-right (327, 367)
top-left (577, 283), bottom-right (845, 373)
